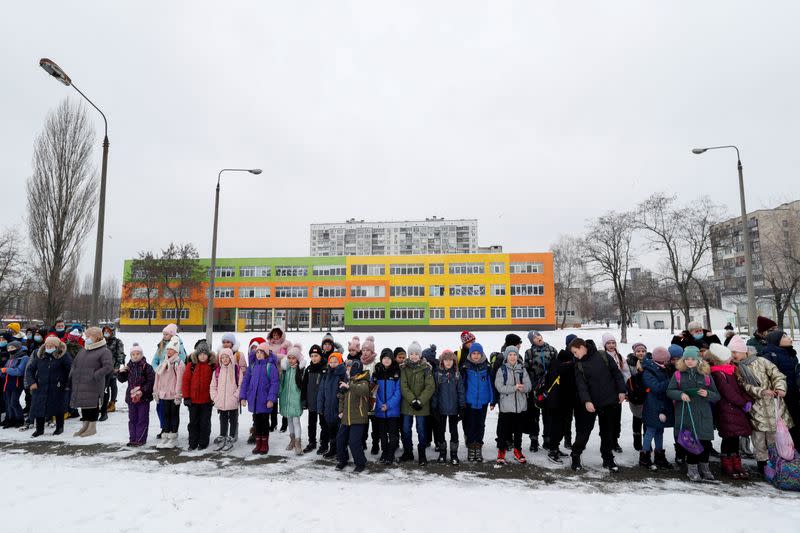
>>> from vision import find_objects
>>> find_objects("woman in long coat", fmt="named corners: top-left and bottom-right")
top-left (69, 326), bottom-right (113, 437)
top-left (26, 336), bottom-right (72, 437)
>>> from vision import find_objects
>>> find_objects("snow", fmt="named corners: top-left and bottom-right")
top-left (3, 327), bottom-right (800, 532)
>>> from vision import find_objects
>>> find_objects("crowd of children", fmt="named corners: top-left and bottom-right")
top-left (2, 317), bottom-right (799, 484)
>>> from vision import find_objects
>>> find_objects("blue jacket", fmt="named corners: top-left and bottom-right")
top-left (372, 361), bottom-right (401, 419)
top-left (761, 345), bottom-right (799, 394)
top-left (151, 337), bottom-right (188, 368)
top-left (317, 364), bottom-right (347, 423)
top-left (640, 358), bottom-right (674, 430)
top-left (463, 358), bottom-right (494, 409)
top-left (239, 354), bottom-right (279, 414)
top-left (433, 366), bottom-right (465, 415)
top-left (3, 349), bottom-right (29, 393)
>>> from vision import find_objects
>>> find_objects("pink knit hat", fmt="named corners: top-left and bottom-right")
top-left (219, 347), bottom-right (234, 361)
top-left (287, 342), bottom-right (305, 364)
top-left (601, 333), bottom-right (617, 348)
top-left (652, 346), bottom-right (670, 364)
top-left (361, 335), bottom-right (375, 353)
top-left (728, 335), bottom-right (747, 353)
top-left (348, 336), bottom-right (361, 352)
top-left (256, 342), bottom-right (271, 355)
top-left (162, 323), bottom-right (178, 336)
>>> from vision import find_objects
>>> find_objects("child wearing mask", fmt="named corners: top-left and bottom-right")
top-left (117, 343), bottom-right (155, 446)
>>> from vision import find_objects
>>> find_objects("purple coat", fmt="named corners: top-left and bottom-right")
top-left (117, 357), bottom-right (155, 404)
top-left (711, 365), bottom-right (752, 438)
top-left (240, 354), bottom-right (279, 414)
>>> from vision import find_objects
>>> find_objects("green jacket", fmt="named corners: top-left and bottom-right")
top-left (279, 361), bottom-right (304, 418)
top-left (666, 368), bottom-right (721, 440)
top-left (339, 370), bottom-right (371, 426)
top-left (746, 334), bottom-right (767, 355)
top-left (400, 359), bottom-right (435, 416)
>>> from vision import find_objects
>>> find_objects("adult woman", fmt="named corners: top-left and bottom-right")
top-left (69, 327), bottom-right (113, 437)
top-left (26, 336), bottom-right (72, 437)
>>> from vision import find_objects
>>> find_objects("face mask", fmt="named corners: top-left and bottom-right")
top-left (34, 335), bottom-right (43, 342)
top-left (56, 327), bottom-right (65, 333)
top-left (45, 347), bottom-right (56, 354)
top-left (8, 350), bottom-right (16, 356)
top-left (103, 332), bottom-right (111, 338)
top-left (26, 333), bottom-right (33, 339)
top-left (692, 333), bottom-right (704, 341)
top-left (0, 341), bottom-right (7, 348)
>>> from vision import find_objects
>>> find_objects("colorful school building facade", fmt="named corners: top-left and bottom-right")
top-left (119, 252), bottom-right (555, 332)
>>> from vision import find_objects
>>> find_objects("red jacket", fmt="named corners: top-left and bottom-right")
top-left (182, 360), bottom-right (213, 404)
top-left (711, 365), bottom-right (753, 438)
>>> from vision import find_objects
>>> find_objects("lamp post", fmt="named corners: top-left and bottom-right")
top-left (40, 58), bottom-right (109, 327)
top-left (691, 145), bottom-right (757, 331)
top-left (205, 168), bottom-right (262, 345)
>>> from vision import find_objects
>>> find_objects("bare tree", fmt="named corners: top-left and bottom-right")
top-left (159, 243), bottom-right (205, 327)
top-left (552, 234), bottom-right (586, 328)
top-left (759, 208), bottom-right (800, 328)
top-left (26, 99), bottom-right (97, 324)
top-left (101, 277), bottom-right (120, 323)
top-left (584, 212), bottom-right (635, 343)
top-left (0, 228), bottom-right (29, 318)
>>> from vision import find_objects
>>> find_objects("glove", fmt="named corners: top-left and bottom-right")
top-left (743, 401), bottom-right (752, 413)
top-left (183, 398), bottom-right (192, 407)
top-left (174, 398), bottom-right (182, 406)
top-left (411, 399), bottom-right (422, 411)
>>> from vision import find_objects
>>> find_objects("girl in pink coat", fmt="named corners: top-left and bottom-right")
top-left (154, 339), bottom-right (185, 449)
top-left (210, 347), bottom-right (244, 451)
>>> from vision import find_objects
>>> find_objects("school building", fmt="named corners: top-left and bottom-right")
top-left (119, 252), bottom-right (555, 332)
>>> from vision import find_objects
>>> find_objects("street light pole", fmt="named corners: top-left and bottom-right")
top-left (39, 58), bottom-right (109, 326)
top-left (692, 145), bottom-right (757, 331)
top-left (205, 168), bottom-right (262, 346)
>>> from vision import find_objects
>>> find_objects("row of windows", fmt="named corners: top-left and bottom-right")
top-left (349, 306), bottom-right (545, 320)
top-left (129, 308), bottom-right (189, 320)
top-left (201, 283), bottom-right (545, 299)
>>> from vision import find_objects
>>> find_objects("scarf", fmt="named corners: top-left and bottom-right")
top-left (85, 338), bottom-right (107, 351)
top-left (737, 355), bottom-right (761, 387)
top-left (711, 364), bottom-right (735, 376)
top-left (157, 353), bottom-right (180, 375)
top-left (361, 351), bottom-right (376, 366)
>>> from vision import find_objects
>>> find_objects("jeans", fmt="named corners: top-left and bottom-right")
top-left (434, 413), bottom-right (459, 445)
top-left (187, 403), bottom-right (213, 448)
top-left (464, 405), bottom-right (488, 445)
top-left (498, 412), bottom-right (525, 451)
top-left (336, 423), bottom-right (367, 467)
top-left (376, 417), bottom-right (400, 458)
top-left (161, 400), bottom-right (180, 433)
top-left (683, 439), bottom-right (712, 464)
top-left (642, 426), bottom-right (664, 453)
top-left (219, 409), bottom-right (239, 439)
top-left (307, 411), bottom-right (329, 445)
top-left (572, 404), bottom-right (616, 460)
top-left (402, 414), bottom-right (427, 450)
top-left (128, 401), bottom-right (150, 444)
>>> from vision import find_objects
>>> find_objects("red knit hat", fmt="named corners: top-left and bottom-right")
top-left (460, 331), bottom-right (476, 345)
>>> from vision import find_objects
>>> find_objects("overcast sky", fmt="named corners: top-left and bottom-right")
top-left (2, 1), bottom-right (799, 282)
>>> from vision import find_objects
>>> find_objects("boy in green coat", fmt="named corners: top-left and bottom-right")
top-left (336, 360), bottom-right (372, 473)
top-left (399, 341), bottom-right (435, 465)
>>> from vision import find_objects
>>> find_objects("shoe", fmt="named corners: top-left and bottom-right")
top-left (286, 436), bottom-right (296, 451)
top-left (215, 437), bottom-right (228, 452)
top-left (603, 457), bottom-right (620, 472)
top-left (18, 421), bottom-right (32, 431)
top-left (571, 455), bottom-right (583, 471)
top-left (639, 451), bottom-right (656, 471)
top-left (721, 454), bottom-right (737, 479)
top-left (698, 462), bottom-right (715, 481)
top-left (548, 450), bottom-right (563, 464)
top-left (73, 421), bottom-right (90, 437)
top-left (613, 443), bottom-right (623, 454)
top-left (188, 444), bottom-right (198, 451)
top-left (304, 441), bottom-right (317, 453)
top-left (450, 443), bottom-right (460, 465)
top-left (563, 440), bottom-right (572, 450)
top-left (496, 449), bottom-right (507, 465)
top-left (294, 439), bottom-right (303, 455)
top-left (654, 449), bottom-right (673, 470)
top-left (467, 444), bottom-right (476, 462)
top-left (437, 444), bottom-right (447, 464)
top-left (398, 449), bottom-right (414, 462)
top-left (335, 462), bottom-right (346, 470)
top-left (513, 448), bottom-right (527, 464)
top-left (53, 427), bottom-right (64, 436)
top-left (557, 449), bottom-right (569, 458)
top-left (418, 444), bottom-right (428, 466)
top-left (323, 447), bottom-right (338, 459)
top-left (353, 464), bottom-right (366, 473)
top-left (633, 433), bottom-right (642, 451)
top-left (529, 437), bottom-right (539, 452)
top-left (107, 401), bottom-right (116, 413)
top-left (214, 436), bottom-right (224, 445)
top-left (31, 428), bottom-right (44, 438)
top-left (475, 445), bottom-right (484, 463)
top-left (98, 413), bottom-right (108, 422)
top-left (317, 444), bottom-right (329, 456)
top-left (371, 441), bottom-right (380, 455)
top-left (220, 437), bottom-right (234, 452)
top-left (81, 422), bottom-right (97, 437)
top-left (732, 454), bottom-right (749, 479)
top-left (686, 463), bottom-right (702, 482)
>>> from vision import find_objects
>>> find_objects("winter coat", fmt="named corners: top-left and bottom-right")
top-left (494, 361), bottom-right (532, 413)
top-left (539, 350), bottom-right (576, 410)
top-left (3, 349), bottom-right (29, 393)
top-left (671, 330), bottom-right (722, 350)
top-left (117, 357), bottom-right (155, 404)
top-left (574, 349), bottom-right (627, 409)
top-left (210, 360), bottom-right (243, 411)
top-left (181, 354), bottom-right (216, 404)
top-left (317, 364), bottom-right (347, 422)
top-left (641, 358), bottom-right (674, 430)
top-left (240, 354), bottom-right (279, 414)
top-left (746, 334), bottom-right (768, 355)
top-left (153, 353), bottom-right (185, 401)
top-left (736, 356), bottom-right (793, 432)
top-left (372, 361), bottom-right (402, 419)
top-left (761, 345), bottom-right (799, 395)
top-left (711, 365), bottom-right (753, 438)
top-left (667, 368), bottom-right (721, 440)
top-left (463, 356), bottom-right (495, 409)
top-left (279, 358), bottom-right (306, 418)
top-left (268, 331), bottom-right (291, 359)
top-left (152, 336), bottom-right (188, 367)
top-left (626, 353), bottom-right (649, 417)
top-left (339, 370), bottom-right (371, 426)
top-left (524, 342), bottom-right (558, 384)
top-left (105, 336), bottom-right (126, 368)
top-left (606, 350), bottom-right (631, 381)
top-left (301, 360), bottom-right (326, 412)
top-left (25, 343), bottom-right (72, 418)
top-left (400, 358), bottom-right (435, 416)
top-left (433, 366), bottom-right (465, 416)
top-left (69, 340), bottom-right (113, 409)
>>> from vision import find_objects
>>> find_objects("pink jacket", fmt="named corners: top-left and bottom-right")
top-left (210, 360), bottom-right (243, 411)
top-left (154, 354), bottom-right (185, 400)
top-left (269, 337), bottom-right (291, 360)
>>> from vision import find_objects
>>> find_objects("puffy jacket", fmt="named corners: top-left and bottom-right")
top-left (433, 366), bottom-right (465, 416)
top-left (105, 336), bottom-right (126, 369)
top-left (117, 357), bottom-right (155, 404)
top-left (69, 341), bottom-right (113, 409)
top-left (574, 349), bottom-right (626, 409)
top-left (736, 355), bottom-right (793, 432)
top-left (400, 358), bottom-right (435, 416)
top-left (711, 365), bottom-right (753, 438)
top-left (3, 349), bottom-right (29, 393)
top-left (25, 343), bottom-right (72, 418)
top-left (667, 368), bottom-right (721, 440)
top-left (495, 361), bottom-right (532, 413)
top-left (640, 358), bottom-right (674, 430)
top-left (240, 355), bottom-right (279, 414)
top-left (746, 334), bottom-right (768, 355)
top-left (152, 336), bottom-right (187, 367)
top-left (279, 358), bottom-right (306, 418)
top-left (210, 360), bottom-right (243, 411)
top-left (317, 364), bottom-right (347, 423)
top-left (181, 353), bottom-right (216, 404)
top-left (154, 353), bottom-right (185, 401)
top-left (339, 370), bottom-right (371, 426)
top-left (373, 361), bottom-right (401, 419)
top-left (463, 356), bottom-right (494, 409)
top-left (301, 360), bottom-right (326, 412)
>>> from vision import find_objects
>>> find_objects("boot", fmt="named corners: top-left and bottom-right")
top-left (160, 432), bottom-right (177, 449)
top-left (252, 436), bottom-right (262, 455)
top-left (757, 460), bottom-right (767, 478)
top-left (73, 421), bottom-right (90, 437)
top-left (399, 448), bottom-right (414, 462)
top-left (450, 442), bottom-right (460, 465)
top-left (247, 427), bottom-right (256, 445)
top-left (612, 440), bottom-right (623, 454)
top-left (303, 440), bottom-right (317, 453)
top-left (418, 444), bottom-right (428, 466)
top-left (674, 443), bottom-right (686, 465)
top-left (371, 440), bottom-right (380, 456)
top-left (733, 454), bottom-right (750, 479)
top-left (548, 449), bottom-right (563, 464)
top-left (467, 443), bottom-right (476, 462)
top-left (32, 420), bottom-right (45, 438)
top-left (107, 401), bottom-right (116, 413)
top-left (529, 437), bottom-right (539, 452)
top-left (286, 436), bottom-right (296, 451)
top-left (475, 445), bottom-right (484, 463)
top-left (262, 434), bottom-right (270, 454)
top-left (80, 422), bottom-right (97, 437)
top-left (721, 454), bottom-right (738, 479)
top-left (323, 444), bottom-right (338, 459)
top-left (157, 433), bottom-right (171, 449)
top-left (633, 433), bottom-right (642, 451)
top-left (513, 448), bottom-right (527, 464)
top-left (603, 457), bottom-right (620, 472)
top-left (98, 413), bottom-right (108, 422)
top-left (294, 438), bottom-right (303, 455)
top-left (280, 417), bottom-right (288, 433)
top-left (317, 443), bottom-right (329, 456)
top-left (654, 449), bottom-right (673, 470)
top-left (496, 449), bottom-right (507, 465)
top-left (570, 454), bottom-right (583, 471)
top-left (686, 463), bottom-right (702, 482)
top-left (639, 451), bottom-right (655, 471)
top-left (698, 462), bottom-right (715, 481)
top-left (437, 443), bottom-right (447, 464)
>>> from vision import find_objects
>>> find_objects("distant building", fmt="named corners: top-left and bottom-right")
top-left (310, 217), bottom-right (479, 256)
top-left (633, 308), bottom-right (736, 332)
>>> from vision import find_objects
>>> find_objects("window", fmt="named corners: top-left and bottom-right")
top-left (350, 285), bottom-right (386, 298)
top-left (510, 284), bottom-right (545, 296)
top-left (352, 307), bottom-right (386, 320)
top-left (429, 285), bottom-right (445, 297)
top-left (390, 285), bottom-right (425, 297)
top-left (449, 307), bottom-right (486, 320)
top-left (131, 287), bottom-right (157, 299)
top-left (490, 284), bottom-right (506, 296)
top-left (509, 261), bottom-right (544, 274)
top-left (491, 306), bottom-right (507, 319)
top-left (239, 265), bottom-right (272, 277)
top-left (429, 307), bottom-right (445, 320)
top-left (389, 307), bottom-right (426, 320)
top-left (314, 286), bottom-right (347, 298)
top-left (275, 286), bottom-right (309, 298)
top-left (390, 263), bottom-right (424, 275)
top-left (161, 308), bottom-right (189, 320)
top-left (429, 263), bottom-right (445, 275)
top-left (239, 287), bottom-right (271, 298)
top-left (449, 262), bottom-right (485, 275)
top-left (313, 265), bottom-right (346, 277)
top-left (212, 287), bottom-right (235, 298)
top-left (275, 265), bottom-right (308, 277)
top-left (209, 266), bottom-right (235, 278)
top-left (556, 310), bottom-right (576, 317)
top-left (350, 264), bottom-right (386, 276)
top-left (511, 306), bottom-right (546, 319)
top-left (131, 268), bottom-right (147, 280)
top-left (449, 285), bottom-right (486, 297)
top-left (129, 308), bottom-right (156, 320)
top-left (490, 262), bottom-right (505, 274)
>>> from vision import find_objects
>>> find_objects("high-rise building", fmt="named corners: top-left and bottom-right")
top-left (310, 217), bottom-right (479, 256)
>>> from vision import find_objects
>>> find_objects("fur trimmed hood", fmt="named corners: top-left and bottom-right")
top-left (37, 340), bottom-right (66, 359)
top-left (189, 350), bottom-right (217, 368)
top-left (280, 356), bottom-right (308, 371)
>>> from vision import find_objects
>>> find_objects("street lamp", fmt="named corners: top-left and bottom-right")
top-left (691, 145), bottom-right (757, 331)
top-left (205, 168), bottom-right (263, 345)
top-left (40, 58), bottom-right (109, 327)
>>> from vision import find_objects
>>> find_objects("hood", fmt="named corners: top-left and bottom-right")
top-left (711, 364), bottom-right (736, 376)
top-left (404, 358), bottom-right (431, 371)
top-left (37, 341), bottom-right (66, 359)
top-left (642, 357), bottom-right (666, 373)
top-left (503, 360), bottom-right (523, 372)
top-left (281, 356), bottom-right (308, 371)
top-left (557, 349), bottom-right (573, 364)
top-left (374, 359), bottom-right (401, 379)
top-left (328, 364), bottom-right (347, 378)
top-left (253, 352), bottom-right (279, 368)
top-left (190, 350), bottom-right (217, 367)
top-left (248, 337), bottom-right (267, 352)
top-left (268, 328), bottom-right (286, 345)
top-left (464, 353), bottom-right (488, 367)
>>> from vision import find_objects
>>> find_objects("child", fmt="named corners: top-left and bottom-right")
top-left (240, 342), bottom-right (279, 454)
top-left (463, 343), bottom-right (494, 463)
top-left (182, 343), bottom-right (216, 450)
top-left (210, 347), bottom-right (243, 451)
top-left (245, 336), bottom-right (266, 444)
top-left (317, 352), bottom-right (346, 459)
top-left (639, 346), bottom-right (674, 470)
top-left (393, 347), bottom-right (407, 367)
top-left (494, 346), bottom-right (532, 465)
top-left (154, 337), bottom-right (185, 449)
top-left (707, 343), bottom-right (752, 479)
top-left (601, 333), bottom-right (628, 454)
top-left (667, 344), bottom-right (686, 465)
top-left (302, 344), bottom-right (327, 454)
top-left (117, 343), bottom-right (155, 446)
top-left (26, 336), bottom-right (72, 436)
top-left (399, 341), bottom-right (435, 465)
top-left (540, 340), bottom-right (576, 464)
top-left (267, 327), bottom-right (291, 432)
top-left (347, 336), bottom-right (361, 362)
top-left (360, 336), bottom-right (379, 455)
top-left (666, 346), bottom-right (721, 481)
top-left (219, 332), bottom-right (248, 368)
top-left (432, 349), bottom-right (465, 464)
top-left (373, 348), bottom-right (401, 464)
top-left (280, 343), bottom-right (306, 455)
top-left (1, 341), bottom-right (29, 428)
top-left (626, 342), bottom-right (649, 451)
top-left (335, 360), bottom-right (371, 472)
top-left (731, 336), bottom-right (793, 477)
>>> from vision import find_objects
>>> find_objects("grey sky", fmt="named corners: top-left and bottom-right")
top-left (2, 1), bottom-right (799, 282)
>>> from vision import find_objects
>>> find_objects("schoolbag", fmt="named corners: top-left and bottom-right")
top-left (534, 373), bottom-right (560, 409)
top-left (626, 372), bottom-right (645, 405)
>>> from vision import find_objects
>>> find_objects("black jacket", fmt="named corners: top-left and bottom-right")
top-left (574, 348), bottom-right (626, 409)
top-left (670, 329), bottom-right (721, 350)
top-left (301, 360), bottom-right (326, 411)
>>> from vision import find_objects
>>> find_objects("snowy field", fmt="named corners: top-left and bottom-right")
top-left (4, 327), bottom-right (800, 532)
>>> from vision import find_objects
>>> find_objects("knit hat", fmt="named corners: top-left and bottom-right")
top-left (348, 336), bottom-right (361, 352)
top-left (708, 343), bottom-right (732, 363)
top-left (503, 345), bottom-right (520, 359)
top-left (380, 348), bottom-right (394, 362)
top-left (686, 321), bottom-right (703, 332)
top-left (194, 340), bottom-right (211, 357)
top-left (504, 333), bottom-right (522, 347)
top-left (219, 347), bottom-right (234, 361)
top-left (287, 343), bottom-right (304, 362)
top-left (668, 344), bottom-right (684, 359)
top-left (68, 328), bottom-right (82, 340)
top-left (421, 344), bottom-right (437, 361)
top-left (44, 335), bottom-right (62, 348)
top-left (393, 347), bottom-right (406, 358)
top-left (469, 342), bottom-right (485, 356)
top-left (757, 316), bottom-right (777, 333)
top-left (361, 335), bottom-right (375, 353)
top-left (652, 346), bottom-right (670, 364)
top-left (765, 329), bottom-right (787, 347)
top-left (601, 333), bottom-right (616, 348)
top-left (565, 334), bottom-right (577, 347)
top-left (7, 322), bottom-right (21, 335)
top-left (309, 344), bottom-right (322, 356)
top-left (631, 342), bottom-right (647, 353)
top-left (321, 331), bottom-right (335, 345)
top-left (460, 331), bottom-right (476, 345)
top-left (221, 332), bottom-right (237, 345)
top-left (682, 346), bottom-right (701, 361)
top-left (166, 336), bottom-right (181, 353)
top-left (439, 349), bottom-right (456, 364)
top-left (527, 330), bottom-right (542, 344)
top-left (408, 341), bottom-right (422, 356)
top-left (728, 336), bottom-right (747, 353)
top-left (130, 342), bottom-right (144, 356)
top-left (249, 337), bottom-right (266, 351)
top-left (328, 352), bottom-right (344, 365)
top-left (162, 323), bottom-right (178, 336)
top-left (256, 342), bottom-right (270, 355)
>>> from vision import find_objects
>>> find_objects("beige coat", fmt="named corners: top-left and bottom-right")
top-left (736, 357), bottom-right (794, 432)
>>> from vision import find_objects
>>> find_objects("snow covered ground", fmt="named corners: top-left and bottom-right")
top-left (4, 327), bottom-right (800, 532)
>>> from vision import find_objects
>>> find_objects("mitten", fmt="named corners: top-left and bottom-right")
top-left (174, 397), bottom-right (181, 405)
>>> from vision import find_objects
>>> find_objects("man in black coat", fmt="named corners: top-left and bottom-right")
top-left (569, 337), bottom-right (627, 472)
top-left (670, 320), bottom-right (721, 350)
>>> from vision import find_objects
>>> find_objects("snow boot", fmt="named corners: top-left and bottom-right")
top-left (633, 432), bottom-right (642, 451)
top-left (603, 457), bottom-right (620, 473)
top-left (418, 444), bottom-right (428, 466)
top-left (686, 463), bottom-right (702, 482)
top-left (303, 440), bottom-right (317, 453)
top-left (450, 442), bottom-right (460, 465)
top-left (529, 437), bottom-right (539, 452)
top-left (73, 421), bottom-right (90, 437)
top-left (437, 443), bottom-right (447, 464)
top-left (721, 454), bottom-right (738, 479)
top-left (496, 449), bottom-right (507, 465)
top-left (294, 438), bottom-right (304, 455)
top-left (733, 454), bottom-right (749, 479)
top-left (317, 443), bottom-right (328, 456)
top-left (570, 454), bottom-right (583, 471)
top-left (513, 448), bottom-right (527, 464)
top-left (107, 401), bottom-right (116, 413)
top-left (262, 434), bottom-right (270, 454)
top-left (475, 445), bottom-right (484, 463)
top-left (698, 462), bottom-right (715, 481)
top-left (639, 451), bottom-right (655, 471)
top-left (286, 436), bottom-right (296, 451)
top-left (654, 449), bottom-right (673, 470)
top-left (548, 449), bottom-right (563, 464)
top-left (467, 443), bottom-right (476, 462)
top-left (398, 448), bottom-right (414, 462)
top-left (252, 436), bottom-right (262, 455)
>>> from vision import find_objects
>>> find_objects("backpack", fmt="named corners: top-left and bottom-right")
top-left (533, 373), bottom-right (560, 409)
top-left (626, 372), bottom-right (645, 405)
top-left (500, 365), bottom-right (526, 387)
